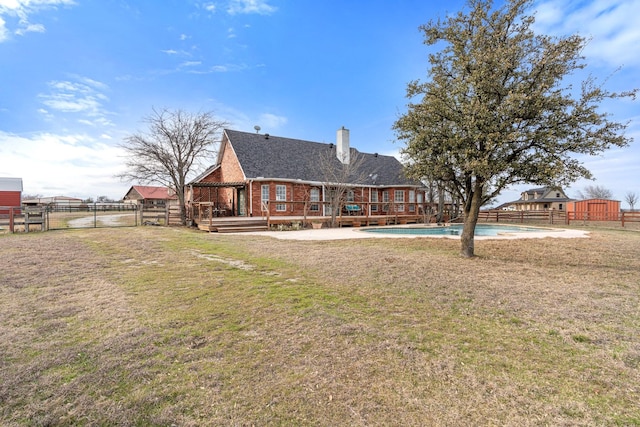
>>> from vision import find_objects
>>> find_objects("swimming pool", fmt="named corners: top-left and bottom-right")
top-left (362, 224), bottom-right (550, 236)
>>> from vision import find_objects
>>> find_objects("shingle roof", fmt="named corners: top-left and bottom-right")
top-left (223, 129), bottom-right (419, 187)
top-left (128, 186), bottom-right (177, 200)
top-left (511, 186), bottom-right (573, 204)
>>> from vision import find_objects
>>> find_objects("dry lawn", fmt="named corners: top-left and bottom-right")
top-left (1, 226), bottom-right (639, 426)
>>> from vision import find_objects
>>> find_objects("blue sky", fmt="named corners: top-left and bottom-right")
top-left (1, 0), bottom-right (638, 206)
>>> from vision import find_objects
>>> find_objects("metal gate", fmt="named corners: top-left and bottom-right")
top-left (46, 203), bottom-right (139, 230)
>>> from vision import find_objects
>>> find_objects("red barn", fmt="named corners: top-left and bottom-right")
top-left (567, 198), bottom-right (621, 221)
top-left (0, 177), bottom-right (23, 214)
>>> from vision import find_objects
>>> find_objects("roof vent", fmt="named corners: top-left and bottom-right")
top-left (264, 133), bottom-right (269, 139)
top-left (329, 143), bottom-right (334, 149)
top-left (374, 153), bottom-right (378, 158)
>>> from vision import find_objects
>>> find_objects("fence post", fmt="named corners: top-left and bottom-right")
top-left (9, 207), bottom-right (14, 233)
top-left (93, 202), bottom-right (97, 228)
top-left (622, 211), bottom-right (625, 227)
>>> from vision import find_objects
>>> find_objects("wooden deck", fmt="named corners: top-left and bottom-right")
top-left (195, 214), bottom-right (425, 233)
top-left (197, 218), bottom-right (269, 233)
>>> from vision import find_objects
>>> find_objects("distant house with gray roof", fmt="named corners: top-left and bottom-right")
top-left (186, 128), bottom-right (425, 218)
top-left (510, 187), bottom-right (573, 211)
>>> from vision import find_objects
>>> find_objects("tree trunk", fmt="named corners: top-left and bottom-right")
top-left (437, 183), bottom-right (445, 223)
top-left (460, 191), bottom-right (481, 258)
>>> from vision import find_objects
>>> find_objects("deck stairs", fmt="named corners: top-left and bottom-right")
top-left (197, 218), bottom-right (269, 233)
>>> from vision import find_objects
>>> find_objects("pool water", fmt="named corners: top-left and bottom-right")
top-left (362, 224), bottom-right (547, 236)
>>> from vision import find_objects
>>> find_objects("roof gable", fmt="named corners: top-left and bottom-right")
top-left (220, 129), bottom-right (418, 186)
top-left (127, 185), bottom-right (176, 200)
top-left (515, 186), bottom-right (572, 203)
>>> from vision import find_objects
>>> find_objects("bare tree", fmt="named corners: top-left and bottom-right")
top-left (318, 147), bottom-right (369, 227)
top-left (625, 191), bottom-right (638, 211)
top-left (118, 108), bottom-right (228, 225)
top-left (577, 185), bottom-right (613, 199)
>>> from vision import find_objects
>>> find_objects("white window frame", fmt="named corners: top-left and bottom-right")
top-left (310, 187), bottom-right (320, 212)
top-left (394, 190), bottom-right (405, 212)
top-left (371, 190), bottom-right (379, 212)
top-left (275, 184), bottom-right (286, 211)
top-left (260, 184), bottom-right (269, 210)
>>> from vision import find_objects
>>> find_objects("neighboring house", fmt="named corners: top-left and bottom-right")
top-left (510, 187), bottom-right (573, 211)
top-left (123, 185), bottom-right (177, 207)
top-left (186, 128), bottom-right (425, 218)
top-left (22, 196), bottom-right (83, 207)
top-left (0, 177), bottom-right (23, 214)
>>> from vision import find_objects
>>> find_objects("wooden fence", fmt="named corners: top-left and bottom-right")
top-left (479, 210), bottom-right (640, 227)
top-left (0, 207), bottom-right (46, 232)
top-left (477, 210), bottom-right (567, 225)
top-left (140, 205), bottom-right (182, 226)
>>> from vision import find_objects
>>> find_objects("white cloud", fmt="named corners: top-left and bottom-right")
top-left (14, 21), bottom-right (44, 35)
top-left (0, 131), bottom-right (128, 199)
top-left (180, 60), bottom-right (202, 67)
top-left (0, 0), bottom-right (75, 41)
top-left (0, 17), bottom-right (7, 42)
top-left (227, 0), bottom-right (277, 15)
top-left (533, 0), bottom-right (640, 68)
top-left (258, 113), bottom-right (287, 129)
top-left (38, 76), bottom-right (115, 127)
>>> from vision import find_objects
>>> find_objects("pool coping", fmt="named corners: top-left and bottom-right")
top-left (242, 224), bottom-right (591, 241)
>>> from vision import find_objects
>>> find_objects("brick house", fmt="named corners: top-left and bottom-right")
top-left (186, 128), bottom-right (425, 220)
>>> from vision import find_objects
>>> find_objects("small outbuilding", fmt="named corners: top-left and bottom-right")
top-left (567, 198), bottom-right (621, 221)
top-left (0, 177), bottom-right (23, 214)
top-left (22, 196), bottom-right (83, 207)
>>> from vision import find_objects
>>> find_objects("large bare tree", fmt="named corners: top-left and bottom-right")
top-left (576, 184), bottom-right (613, 200)
top-left (394, 0), bottom-right (636, 257)
top-left (119, 108), bottom-right (228, 224)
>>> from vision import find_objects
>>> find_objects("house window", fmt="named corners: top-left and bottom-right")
top-left (395, 190), bottom-right (405, 212)
top-left (347, 190), bottom-right (355, 202)
top-left (382, 190), bottom-right (390, 212)
top-left (261, 185), bottom-right (269, 211)
top-left (276, 185), bottom-right (286, 211)
top-left (559, 203), bottom-right (563, 210)
top-left (310, 187), bottom-right (320, 212)
top-left (371, 190), bottom-right (379, 212)
top-left (408, 190), bottom-right (416, 212)
top-left (556, 192), bottom-right (561, 198)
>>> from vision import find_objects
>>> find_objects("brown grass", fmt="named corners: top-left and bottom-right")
top-left (1, 226), bottom-right (639, 426)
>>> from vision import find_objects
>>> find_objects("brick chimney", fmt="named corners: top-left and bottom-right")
top-left (336, 126), bottom-right (350, 164)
